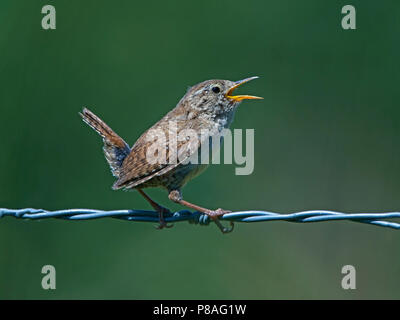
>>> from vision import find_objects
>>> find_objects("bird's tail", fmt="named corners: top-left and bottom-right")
top-left (79, 108), bottom-right (131, 178)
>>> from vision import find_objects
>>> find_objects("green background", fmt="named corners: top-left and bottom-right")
top-left (0, 0), bottom-right (399, 299)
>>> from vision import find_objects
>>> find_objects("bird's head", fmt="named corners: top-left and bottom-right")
top-left (182, 77), bottom-right (263, 120)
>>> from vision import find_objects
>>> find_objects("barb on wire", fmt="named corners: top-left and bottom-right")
top-left (1, 207), bottom-right (400, 232)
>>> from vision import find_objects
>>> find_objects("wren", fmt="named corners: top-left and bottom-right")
top-left (80, 77), bottom-right (262, 233)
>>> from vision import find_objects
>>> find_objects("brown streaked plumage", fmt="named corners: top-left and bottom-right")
top-left (80, 77), bottom-right (262, 233)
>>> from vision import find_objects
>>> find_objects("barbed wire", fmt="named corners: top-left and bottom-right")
top-left (1, 207), bottom-right (400, 232)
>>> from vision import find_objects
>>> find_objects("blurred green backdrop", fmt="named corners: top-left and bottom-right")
top-left (0, 0), bottom-right (399, 299)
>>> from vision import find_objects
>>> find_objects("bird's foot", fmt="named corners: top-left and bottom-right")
top-left (155, 220), bottom-right (174, 230)
top-left (154, 206), bottom-right (174, 230)
top-left (205, 208), bottom-right (234, 234)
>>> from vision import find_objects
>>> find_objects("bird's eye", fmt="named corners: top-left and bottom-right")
top-left (211, 86), bottom-right (220, 93)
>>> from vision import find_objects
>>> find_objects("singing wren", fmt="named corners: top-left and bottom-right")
top-left (80, 77), bottom-right (262, 233)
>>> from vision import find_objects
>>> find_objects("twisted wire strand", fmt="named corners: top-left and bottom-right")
top-left (1, 208), bottom-right (400, 229)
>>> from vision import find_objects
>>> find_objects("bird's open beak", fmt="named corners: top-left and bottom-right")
top-left (225, 76), bottom-right (263, 102)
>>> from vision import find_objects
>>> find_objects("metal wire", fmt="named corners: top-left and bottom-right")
top-left (1, 207), bottom-right (400, 230)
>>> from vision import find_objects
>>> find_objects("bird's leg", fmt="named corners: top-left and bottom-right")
top-left (168, 190), bottom-right (234, 234)
top-left (137, 189), bottom-right (173, 229)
